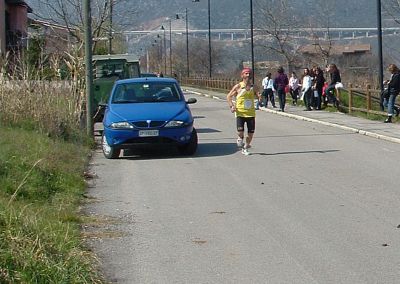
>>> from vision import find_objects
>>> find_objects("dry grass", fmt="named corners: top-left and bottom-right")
top-left (0, 80), bottom-right (84, 136)
top-left (0, 52), bottom-right (85, 139)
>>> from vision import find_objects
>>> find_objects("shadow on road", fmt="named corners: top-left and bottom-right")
top-left (196, 127), bottom-right (222, 133)
top-left (120, 142), bottom-right (237, 160)
top-left (250, 149), bottom-right (340, 156)
top-left (195, 142), bottom-right (237, 157)
top-left (255, 133), bottom-right (356, 139)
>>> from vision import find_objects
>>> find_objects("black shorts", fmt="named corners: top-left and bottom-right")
top-left (236, 116), bottom-right (255, 133)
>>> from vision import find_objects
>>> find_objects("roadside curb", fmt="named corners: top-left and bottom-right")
top-left (184, 88), bottom-right (400, 145)
top-left (259, 108), bottom-right (400, 144)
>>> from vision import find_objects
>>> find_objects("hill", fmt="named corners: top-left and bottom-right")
top-left (26, 0), bottom-right (381, 31)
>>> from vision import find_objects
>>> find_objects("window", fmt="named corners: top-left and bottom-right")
top-left (112, 82), bottom-right (181, 103)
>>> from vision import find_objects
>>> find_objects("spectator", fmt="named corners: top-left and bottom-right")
top-left (301, 68), bottom-right (313, 111)
top-left (309, 66), bottom-right (317, 107)
top-left (261, 72), bottom-right (276, 108)
top-left (313, 67), bottom-right (325, 110)
top-left (289, 72), bottom-right (300, 106)
top-left (274, 66), bottom-right (289, 112)
top-left (381, 63), bottom-right (400, 123)
top-left (325, 64), bottom-right (341, 108)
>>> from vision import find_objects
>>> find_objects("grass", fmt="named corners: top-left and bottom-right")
top-left (336, 89), bottom-right (397, 122)
top-left (0, 124), bottom-right (103, 283)
top-left (286, 89), bottom-right (394, 122)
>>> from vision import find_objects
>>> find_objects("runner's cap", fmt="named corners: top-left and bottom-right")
top-left (241, 68), bottom-right (252, 75)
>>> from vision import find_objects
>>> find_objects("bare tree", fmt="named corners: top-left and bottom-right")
top-left (170, 37), bottom-right (222, 77)
top-left (32, 0), bottom-right (135, 52)
top-left (140, 41), bottom-right (163, 73)
top-left (382, 0), bottom-right (400, 25)
top-left (255, 0), bottom-right (302, 72)
top-left (304, 1), bottom-right (337, 66)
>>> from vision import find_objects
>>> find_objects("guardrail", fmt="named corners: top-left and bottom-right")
top-left (181, 77), bottom-right (399, 116)
top-left (181, 77), bottom-right (239, 92)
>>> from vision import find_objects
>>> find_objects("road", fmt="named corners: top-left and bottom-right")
top-left (85, 91), bottom-right (400, 284)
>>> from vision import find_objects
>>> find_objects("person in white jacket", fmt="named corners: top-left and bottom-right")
top-left (301, 68), bottom-right (313, 111)
top-left (289, 72), bottom-right (300, 106)
top-left (261, 72), bottom-right (276, 108)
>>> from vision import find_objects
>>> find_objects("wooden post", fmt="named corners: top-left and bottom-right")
top-left (348, 83), bottom-right (353, 113)
top-left (366, 84), bottom-right (371, 112)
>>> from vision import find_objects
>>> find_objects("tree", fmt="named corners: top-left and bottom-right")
top-left (31, 0), bottom-right (135, 53)
top-left (255, 0), bottom-right (302, 73)
top-left (304, 1), bottom-right (338, 66)
top-left (176, 37), bottom-right (222, 77)
top-left (382, 0), bottom-right (400, 25)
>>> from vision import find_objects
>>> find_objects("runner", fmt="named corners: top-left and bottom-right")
top-left (226, 68), bottom-right (260, 155)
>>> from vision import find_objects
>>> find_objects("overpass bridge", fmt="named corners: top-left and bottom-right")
top-left (122, 27), bottom-right (400, 42)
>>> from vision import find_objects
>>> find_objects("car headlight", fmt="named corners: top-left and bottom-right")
top-left (164, 120), bottom-right (186, 128)
top-left (110, 121), bottom-right (134, 129)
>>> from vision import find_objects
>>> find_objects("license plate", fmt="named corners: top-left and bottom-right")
top-left (139, 130), bottom-right (159, 137)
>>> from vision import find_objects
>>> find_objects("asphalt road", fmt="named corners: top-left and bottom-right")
top-left (86, 91), bottom-right (400, 284)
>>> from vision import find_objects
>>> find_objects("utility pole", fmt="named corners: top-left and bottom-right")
top-left (207, 0), bottom-right (211, 78)
top-left (176, 10), bottom-right (190, 77)
top-left (108, 0), bottom-right (113, 54)
top-left (169, 19), bottom-right (172, 76)
top-left (250, 0), bottom-right (255, 84)
top-left (185, 8), bottom-right (190, 78)
top-left (193, 0), bottom-right (212, 77)
top-left (84, 0), bottom-right (93, 136)
top-left (377, 0), bottom-right (384, 91)
top-left (161, 25), bottom-right (167, 75)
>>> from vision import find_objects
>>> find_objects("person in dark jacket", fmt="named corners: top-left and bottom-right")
top-left (313, 67), bottom-right (325, 110)
top-left (324, 64), bottom-right (341, 108)
top-left (381, 64), bottom-right (400, 123)
top-left (274, 66), bottom-right (289, 112)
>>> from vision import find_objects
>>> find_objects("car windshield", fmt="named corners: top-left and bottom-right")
top-left (111, 82), bottom-right (182, 103)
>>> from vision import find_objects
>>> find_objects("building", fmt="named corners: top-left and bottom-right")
top-left (300, 43), bottom-right (373, 85)
top-left (0, 0), bottom-right (32, 56)
top-left (299, 43), bottom-right (372, 66)
top-left (28, 19), bottom-right (79, 55)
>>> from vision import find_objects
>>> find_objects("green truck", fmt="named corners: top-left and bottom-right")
top-left (92, 54), bottom-right (141, 122)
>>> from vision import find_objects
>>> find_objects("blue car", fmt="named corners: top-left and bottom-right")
top-left (101, 77), bottom-right (198, 159)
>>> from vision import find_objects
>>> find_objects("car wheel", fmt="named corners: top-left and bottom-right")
top-left (102, 134), bottom-right (121, 159)
top-left (178, 128), bottom-right (198, 155)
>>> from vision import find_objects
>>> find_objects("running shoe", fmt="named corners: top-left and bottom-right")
top-left (241, 148), bottom-right (250, 155)
top-left (244, 143), bottom-right (251, 149)
top-left (236, 138), bottom-right (244, 147)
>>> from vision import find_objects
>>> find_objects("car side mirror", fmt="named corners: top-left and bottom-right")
top-left (186, 98), bottom-right (197, 104)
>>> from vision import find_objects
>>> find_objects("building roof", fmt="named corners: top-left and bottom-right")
top-left (300, 44), bottom-right (371, 55)
top-left (92, 54), bottom-right (140, 63)
top-left (5, 0), bottom-right (32, 13)
top-left (29, 18), bottom-right (75, 32)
